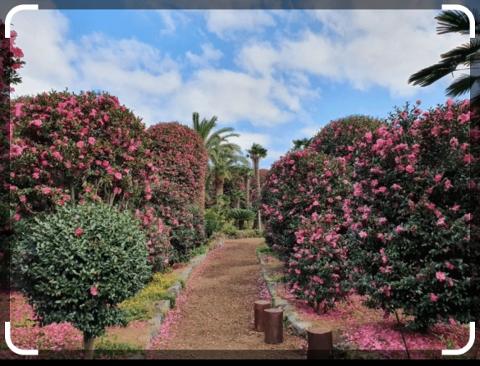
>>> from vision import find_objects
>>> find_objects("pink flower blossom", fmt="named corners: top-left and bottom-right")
top-left (30, 119), bottom-right (42, 128)
top-left (463, 154), bottom-right (473, 164)
top-left (88, 137), bottom-right (96, 145)
top-left (405, 165), bottom-right (415, 174)
top-left (90, 285), bottom-right (99, 296)
top-left (444, 179), bottom-right (453, 191)
top-left (450, 137), bottom-right (459, 148)
top-left (435, 271), bottom-right (446, 282)
top-left (445, 261), bottom-right (455, 270)
top-left (391, 183), bottom-right (401, 191)
top-left (359, 231), bottom-right (368, 239)
top-left (429, 293), bottom-right (439, 302)
top-left (76, 141), bottom-right (85, 149)
top-left (74, 227), bottom-right (84, 237)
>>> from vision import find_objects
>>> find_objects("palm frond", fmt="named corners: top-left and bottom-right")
top-left (445, 74), bottom-right (475, 97)
top-left (435, 10), bottom-right (473, 35)
top-left (408, 61), bottom-right (457, 87)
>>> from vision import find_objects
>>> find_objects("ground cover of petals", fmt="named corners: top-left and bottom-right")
top-left (148, 239), bottom-right (306, 359)
top-left (262, 252), bottom-right (473, 358)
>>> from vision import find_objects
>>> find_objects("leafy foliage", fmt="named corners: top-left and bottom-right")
top-left (310, 115), bottom-right (382, 159)
top-left (264, 100), bottom-right (479, 329)
top-left (346, 100), bottom-right (479, 330)
top-left (12, 203), bottom-right (151, 339)
top-left (147, 122), bottom-right (208, 261)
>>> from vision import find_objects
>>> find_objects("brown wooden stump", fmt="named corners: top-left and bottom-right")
top-left (264, 308), bottom-right (283, 344)
top-left (307, 327), bottom-right (333, 359)
top-left (254, 300), bottom-right (271, 332)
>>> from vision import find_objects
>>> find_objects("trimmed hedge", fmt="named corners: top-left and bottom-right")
top-left (147, 122), bottom-right (208, 261)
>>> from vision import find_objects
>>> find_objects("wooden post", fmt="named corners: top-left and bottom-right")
top-left (307, 327), bottom-right (333, 359)
top-left (264, 308), bottom-right (283, 344)
top-left (254, 300), bottom-right (271, 332)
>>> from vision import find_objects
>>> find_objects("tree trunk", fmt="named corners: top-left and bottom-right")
top-left (83, 334), bottom-right (95, 359)
top-left (214, 175), bottom-right (224, 204)
top-left (252, 159), bottom-right (262, 231)
top-left (245, 175), bottom-right (251, 208)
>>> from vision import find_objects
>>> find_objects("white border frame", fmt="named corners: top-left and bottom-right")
top-left (442, 4), bottom-right (476, 38)
top-left (4, 4), bottom-right (39, 38)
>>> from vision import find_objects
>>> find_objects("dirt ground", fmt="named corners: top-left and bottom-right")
top-left (151, 238), bottom-right (305, 359)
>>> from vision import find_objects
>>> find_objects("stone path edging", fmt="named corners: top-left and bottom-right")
top-left (146, 235), bottom-right (226, 345)
top-left (257, 251), bottom-right (314, 338)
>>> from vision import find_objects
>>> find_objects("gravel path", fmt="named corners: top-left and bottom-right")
top-left (150, 238), bottom-right (305, 359)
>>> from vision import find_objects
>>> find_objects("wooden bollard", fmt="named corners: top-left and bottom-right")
top-left (307, 327), bottom-right (333, 359)
top-left (264, 308), bottom-right (283, 344)
top-left (254, 300), bottom-right (271, 332)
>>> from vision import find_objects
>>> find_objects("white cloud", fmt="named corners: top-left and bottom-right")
top-left (237, 10), bottom-right (467, 96)
top-left (230, 132), bottom-right (271, 152)
top-left (13, 10), bottom-right (77, 96)
top-left (186, 43), bottom-right (223, 68)
top-left (165, 69), bottom-right (300, 126)
top-left (204, 10), bottom-right (276, 38)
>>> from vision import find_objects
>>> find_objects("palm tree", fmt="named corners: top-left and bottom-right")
top-left (235, 165), bottom-right (253, 208)
top-left (209, 144), bottom-right (248, 204)
top-left (192, 112), bottom-right (240, 155)
top-left (247, 143), bottom-right (268, 231)
top-left (408, 10), bottom-right (480, 107)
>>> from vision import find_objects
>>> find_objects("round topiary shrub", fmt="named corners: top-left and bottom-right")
top-left (310, 115), bottom-right (382, 160)
top-left (12, 202), bottom-right (151, 355)
top-left (8, 90), bottom-right (172, 269)
top-left (345, 100), bottom-right (479, 330)
top-left (9, 91), bottom-right (149, 216)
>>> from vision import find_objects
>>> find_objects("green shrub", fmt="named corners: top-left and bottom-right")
top-left (12, 202), bottom-right (151, 353)
top-left (229, 208), bottom-right (255, 229)
top-left (119, 272), bottom-right (177, 322)
top-left (221, 222), bottom-right (238, 237)
top-left (204, 207), bottom-right (227, 238)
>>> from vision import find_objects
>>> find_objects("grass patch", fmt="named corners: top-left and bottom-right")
top-left (256, 244), bottom-right (273, 256)
top-left (119, 271), bottom-right (179, 322)
top-left (94, 337), bottom-right (144, 358)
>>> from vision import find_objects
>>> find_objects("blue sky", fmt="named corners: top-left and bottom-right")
top-left (12, 9), bottom-right (467, 167)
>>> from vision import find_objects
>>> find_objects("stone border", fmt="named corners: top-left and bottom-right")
top-left (256, 251), bottom-right (313, 338)
top-left (146, 235), bottom-right (226, 345)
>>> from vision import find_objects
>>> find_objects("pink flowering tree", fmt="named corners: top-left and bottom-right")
top-left (285, 156), bottom-right (353, 312)
top-left (346, 100), bottom-right (479, 330)
top-left (310, 115), bottom-right (382, 160)
top-left (1, 24), bottom-right (24, 287)
top-left (147, 122), bottom-right (208, 262)
top-left (261, 149), bottom-right (327, 255)
top-left (8, 91), bottom-right (171, 269)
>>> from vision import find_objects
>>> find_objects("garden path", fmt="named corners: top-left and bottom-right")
top-left (151, 238), bottom-right (305, 359)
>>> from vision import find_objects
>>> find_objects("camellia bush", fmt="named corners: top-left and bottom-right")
top-left (345, 100), bottom-right (479, 330)
top-left (310, 115), bottom-right (382, 160)
top-left (8, 91), bottom-right (171, 269)
top-left (147, 122), bottom-right (208, 261)
top-left (9, 91), bottom-right (147, 216)
top-left (1, 24), bottom-right (24, 286)
top-left (262, 148), bottom-right (352, 252)
top-left (285, 155), bottom-right (353, 312)
top-left (12, 203), bottom-right (151, 356)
